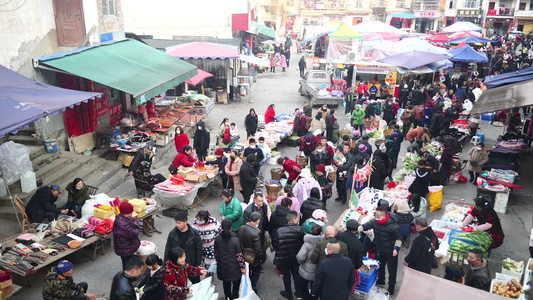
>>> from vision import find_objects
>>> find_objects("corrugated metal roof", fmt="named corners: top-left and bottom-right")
top-left (144, 38), bottom-right (242, 50)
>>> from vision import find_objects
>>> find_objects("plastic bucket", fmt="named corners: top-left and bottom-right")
top-left (45, 139), bottom-right (58, 153)
top-left (476, 133), bottom-right (485, 143)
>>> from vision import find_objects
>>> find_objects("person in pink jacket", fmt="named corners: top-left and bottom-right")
top-left (293, 169), bottom-right (322, 206)
top-left (280, 54), bottom-right (287, 72)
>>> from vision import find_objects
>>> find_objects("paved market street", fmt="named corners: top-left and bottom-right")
top-left (6, 51), bottom-right (533, 300)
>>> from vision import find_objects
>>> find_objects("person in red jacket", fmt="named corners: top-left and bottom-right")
top-left (320, 136), bottom-right (334, 163)
top-left (172, 146), bottom-right (197, 171)
top-left (174, 126), bottom-right (189, 154)
top-left (357, 81), bottom-right (368, 99)
top-left (265, 104), bottom-right (276, 124)
top-left (277, 157), bottom-right (301, 185)
top-left (163, 247), bottom-right (207, 300)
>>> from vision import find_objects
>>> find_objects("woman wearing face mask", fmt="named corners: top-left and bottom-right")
top-left (64, 178), bottom-right (90, 217)
top-left (225, 150), bottom-right (243, 192)
top-left (174, 126), bottom-right (189, 154)
top-left (462, 197), bottom-right (505, 249)
top-left (219, 189), bottom-right (243, 233)
top-left (193, 121), bottom-right (210, 161)
top-left (192, 210), bottom-right (221, 269)
top-left (218, 118), bottom-right (232, 150)
top-left (467, 143), bottom-right (488, 184)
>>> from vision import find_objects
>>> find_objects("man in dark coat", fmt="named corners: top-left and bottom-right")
top-left (309, 143), bottom-right (331, 173)
top-left (193, 121), bottom-right (210, 161)
top-left (359, 205), bottom-right (403, 295)
top-left (310, 226), bottom-right (348, 265)
top-left (325, 109), bottom-right (335, 141)
top-left (245, 109), bottom-right (258, 137)
top-left (311, 241), bottom-right (355, 300)
top-left (109, 257), bottom-right (144, 300)
top-left (303, 101), bottom-right (312, 118)
top-left (270, 198), bottom-right (292, 237)
top-left (404, 218), bottom-right (439, 274)
top-left (243, 193), bottom-right (271, 244)
top-left (336, 219), bottom-right (364, 269)
top-left (335, 144), bottom-right (353, 204)
top-left (273, 211), bottom-right (305, 300)
top-left (26, 185), bottom-right (67, 223)
top-left (163, 212), bottom-right (202, 283)
top-left (298, 57), bottom-right (307, 78)
top-left (243, 139), bottom-right (264, 176)
top-left (369, 149), bottom-right (388, 190)
top-left (238, 212), bottom-right (265, 292)
top-left (465, 249), bottom-right (491, 291)
top-left (239, 154), bottom-right (258, 204)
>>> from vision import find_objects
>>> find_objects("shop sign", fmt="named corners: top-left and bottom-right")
top-left (355, 65), bottom-right (391, 74)
top-left (96, 88), bottom-right (110, 118)
top-left (457, 10), bottom-right (481, 18)
top-left (415, 11), bottom-right (441, 18)
top-left (385, 70), bottom-right (398, 85)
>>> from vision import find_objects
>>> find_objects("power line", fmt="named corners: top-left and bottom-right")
top-left (0, 0), bottom-right (27, 12)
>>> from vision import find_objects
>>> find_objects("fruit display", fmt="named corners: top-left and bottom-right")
top-left (492, 279), bottom-right (523, 298)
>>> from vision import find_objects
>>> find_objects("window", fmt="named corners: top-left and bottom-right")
top-left (378, 0), bottom-right (387, 6)
top-left (449, 0), bottom-right (456, 8)
top-left (303, 18), bottom-right (309, 25)
top-left (530, 0), bottom-right (533, 9)
top-left (355, 0), bottom-right (363, 8)
top-left (499, 0), bottom-right (509, 8)
top-left (396, 0), bottom-right (405, 8)
top-left (463, 0), bottom-right (480, 8)
top-left (519, 1), bottom-right (526, 9)
top-left (102, 0), bottom-right (115, 15)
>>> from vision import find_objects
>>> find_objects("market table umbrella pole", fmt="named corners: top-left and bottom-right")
top-left (1, 172), bottom-right (22, 231)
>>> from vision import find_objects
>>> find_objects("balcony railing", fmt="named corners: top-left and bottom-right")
top-left (487, 8), bottom-right (515, 16)
top-left (413, 0), bottom-right (440, 10)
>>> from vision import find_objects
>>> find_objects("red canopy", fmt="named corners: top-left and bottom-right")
top-left (166, 41), bottom-right (240, 59)
top-left (185, 69), bottom-right (213, 86)
top-left (427, 33), bottom-right (450, 43)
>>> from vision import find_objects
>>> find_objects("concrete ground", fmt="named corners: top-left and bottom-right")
top-left (6, 52), bottom-right (533, 299)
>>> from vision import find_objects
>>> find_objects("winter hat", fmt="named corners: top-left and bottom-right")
top-left (358, 144), bottom-right (367, 152)
top-left (296, 110), bottom-right (302, 115)
top-left (397, 200), bottom-right (411, 214)
top-left (215, 148), bottom-right (224, 156)
top-left (299, 168), bottom-right (313, 178)
top-left (50, 185), bottom-right (62, 193)
top-left (362, 135), bottom-right (369, 140)
top-left (174, 211), bottom-right (188, 222)
top-left (352, 130), bottom-right (361, 138)
top-left (119, 202), bottom-right (134, 215)
top-left (346, 219), bottom-right (360, 231)
top-left (317, 164), bottom-right (326, 173)
top-left (391, 132), bottom-right (399, 138)
top-left (56, 260), bottom-right (73, 273)
top-left (312, 209), bottom-right (327, 220)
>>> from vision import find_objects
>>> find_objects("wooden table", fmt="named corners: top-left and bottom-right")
top-left (138, 206), bottom-right (162, 237)
top-left (0, 234), bottom-right (105, 287)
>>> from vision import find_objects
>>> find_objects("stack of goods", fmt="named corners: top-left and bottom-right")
top-left (93, 197), bottom-right (121, 220)
top-left (441, 203), bottom-right (470, 223)
top-left (175, 164), bottom-right (219, 183)
top-left (253, 119), bottom-right (294, 148)
top-left (491, 278), bottom-right (524, 299)
top-left (0, 270), bottom-right (13, 297)
top-left (502, 258), bottom-right (524, 280)
top-left (356, 258), bottom-right (380, 293)
top-left (448, 230), bottom-right (493, 258)
top-left (484, 140), bottom-right (524, 171)
top-left (486, 169), bottom-right (518, 183)
top-left (450, 119), bottom-right (470, 136)
top-left (110, 131), bottom-right (157, 151)
top-left (154, 179), bottom-right (195, 195)
top-left (423, 143), bottom-right (443, 158)
top-left (128, 199), bottom-right (147, 218)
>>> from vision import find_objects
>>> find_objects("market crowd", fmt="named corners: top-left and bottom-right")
top-left (33, 66), bottom-right (516, 300)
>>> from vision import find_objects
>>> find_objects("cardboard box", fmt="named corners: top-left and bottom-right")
top-left (524, 258), bottom-right (533, 292)
top-left (185, 173), bottom-right (207, 182)
top-left (118, 152), bottom-right (134, 167)
top-left (0, 279), bottom-right (12, 297)
top-left (129, 199), bottom-right (147, 213)
top-left (0, 279), bottom-right (12, 289)
top-left (177, 166), bottom-right (194, 178)
top-left (94, 208), bottom-right (116, 220)
top-left (502, 262), bottom-right (524, 281)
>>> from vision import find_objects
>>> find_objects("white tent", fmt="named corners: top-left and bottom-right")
top-left (371, 38), bottom-right (449, 60)
top-left (441, 21), bottom-right (483, 33)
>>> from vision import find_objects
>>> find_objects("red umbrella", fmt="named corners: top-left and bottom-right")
top-left (426, 33), bottom-right (450, 43)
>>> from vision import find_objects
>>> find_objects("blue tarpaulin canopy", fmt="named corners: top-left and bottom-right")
top-left (483, 66), bottom-right (533, 89)
top-left (301, 31), bottom-right (332, 44)
top-left (448, 36), bottom-right (495, 44)
top-left (0, 65), bottom-right (101, 137)
top-left (447, 45), bottom-right (488, 63)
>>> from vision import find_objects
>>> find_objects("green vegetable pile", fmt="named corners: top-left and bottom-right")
top-left (449, 231), bottom-right (493, 259)
top-left (367, 131), bottom-right (376, 138)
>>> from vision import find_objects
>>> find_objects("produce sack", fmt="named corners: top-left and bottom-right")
top-left (428, 185), bottom-right (443, 212)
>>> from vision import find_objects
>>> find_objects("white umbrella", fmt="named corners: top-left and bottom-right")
top-left (441, 21), bottom-right (483, 33)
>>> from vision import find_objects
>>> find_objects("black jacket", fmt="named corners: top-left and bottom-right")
top-left (243, 146), bottom-right (264, 169)
top-left (164, 226), bottom-right (202, 267)
top-left (270, 205), bottom-right (290, 238)
top-left (206, 156), bottom-right (228, 180)
top-left (245, 113), bottom-right (258, 134)
top-left (243, 202), bottom-right (270, 238)
top-left (193, 121), bottom-right (210, 153)
top-left (135, 267), bottom-right (165, 300)
top-left (394, 212), bottom-right (414, 225)
top-left (336, 230), bottom-right (364, 269)
top-left (109, 271), bottom-right (136, 300)
top-left (239, 162), bottom-right (257, 190)
top-left (273, 224), bottom-right (304, 266)
top-left (465, 261), bottom-right (491, 291)
top-left (404, 227), bottom-right (439, 274)
top-left (362, 213), bottom-right (402, 253)
top-left (309, 150), bottom-right (331, 173)
top-left (311, 253), bottom-right (355, 300)
top-left (25, 186), bottom-right (61, 223)
top-left (369, 153), bottom-right (387, 190)
top-left (214, 233), bottom-right (243, 282)
top-left (337, 152), bottom-right (354, 173)
top-left (300, 197), bottom-right (325, 223)
top-left (238, 223), bottom-right (265, 267)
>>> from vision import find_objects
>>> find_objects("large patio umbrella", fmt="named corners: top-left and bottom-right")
top-left (448, 45), bottom-right (489, 63)
top-left (449, 36), bottom-right (495, 44)
top-left (441, 21), bottom-right (483, 33)
top-left (377, 50), bottom-right (451, 69)
top-left (426, 33), bottom-right (451, 43)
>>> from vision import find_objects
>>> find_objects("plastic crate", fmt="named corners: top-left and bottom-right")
top-left (357, 258), bottom-right (379, 293)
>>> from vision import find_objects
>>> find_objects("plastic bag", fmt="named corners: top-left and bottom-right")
top-left (96, 219), bottom-right (114, 234)
top-left (0, 141), bottom-right (33, 184)
top-left (368, 286), bottom-right (390, 300)
top-left (236, 263), bottom-right (260, 300)
top-left (428, 185), bottom-right (443, 212)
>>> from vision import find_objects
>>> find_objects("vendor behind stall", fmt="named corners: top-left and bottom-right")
top-left (206, 148), bottom-right (228, 188)
top-left (277, 157), bottom-right (302, 185)
top-left (26, 185), bottom-right (68, 223)
top-left (171, 146), bottom-right (198, 174)
top-left (462, 197), bottom-right (505, 249)
top-left (63, 178), bottom-right (90, 217)
top-left (129, 146), bottom-right (166, 190)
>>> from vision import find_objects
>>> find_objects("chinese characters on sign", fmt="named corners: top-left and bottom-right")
top-left (457, 10), bottom-right (481, 17)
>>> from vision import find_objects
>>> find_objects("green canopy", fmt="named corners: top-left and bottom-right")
top-left (252, 22), bottom-right (277, 39)
top-left (36, 39), bottom-right (197, 104)
top-left (328, 23), bottom-right (363, 39)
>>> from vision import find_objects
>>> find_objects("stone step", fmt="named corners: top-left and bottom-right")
top-left (82, 159), bottom-right (125, 193)
top-left (16, 127), bottom-right (36, 136)
top-left (97, 170), bottom-right (130, 196)
top-left (7, 135), bottom-right (42, 146)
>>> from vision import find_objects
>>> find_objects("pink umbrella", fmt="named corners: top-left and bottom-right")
top-left (166, 41), bottom-right (239, 59)
top-left (185, 69), bottom-right (213, 86)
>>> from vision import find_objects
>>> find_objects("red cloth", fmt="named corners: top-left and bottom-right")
top-left (172, 152), bottom-right (197, 168)
top-left (163, 261), bottom-right (204, 300)
top-left (174, 133), bottom-right (190, 153)
top-left (283, 159), bottom-right (301, 182)
top-left (392, 102), bottom-right (400, 115)
top-left (357, 83), bottom-right (368, 95)
top-left (376, 212), bottom-right (390, 225)
top-left (325, 144), bottom-right (334, 163)
top-left (265, 107), bottom-right (276, 124)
